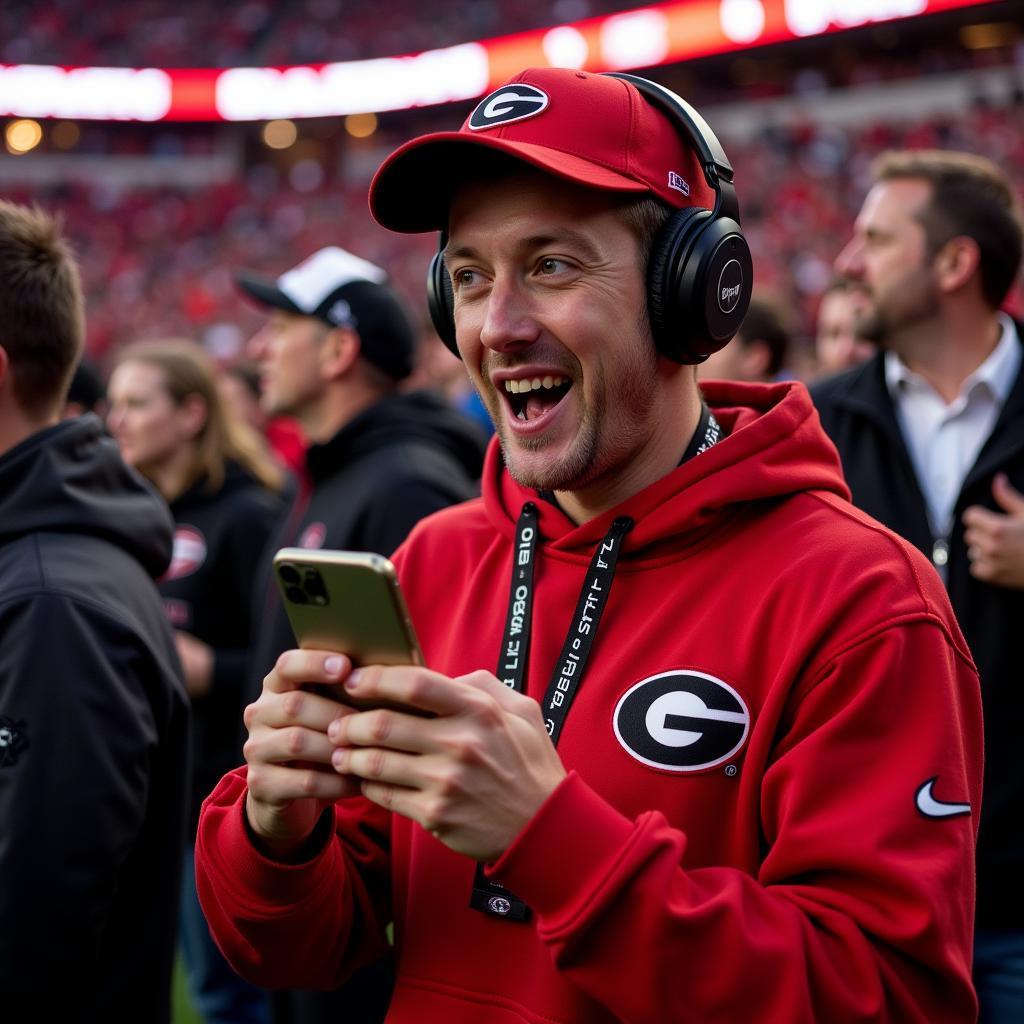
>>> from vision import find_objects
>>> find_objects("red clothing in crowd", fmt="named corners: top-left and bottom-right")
top-left (197, 380), bottom-right (982, 1022)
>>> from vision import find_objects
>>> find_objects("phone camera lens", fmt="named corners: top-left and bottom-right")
top-left (279, 564), bottom-right (301, 585)
top-left (285, 585), bottom-right (308, 604)
top-left (303, 569), bottom-right (329, 604)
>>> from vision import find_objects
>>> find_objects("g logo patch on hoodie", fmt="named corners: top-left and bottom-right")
top-left (614, 671), bottom-right (750, 772)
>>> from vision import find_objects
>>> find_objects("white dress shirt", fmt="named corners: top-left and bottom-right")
top-left (885, 314), bottom-right (1021, 565)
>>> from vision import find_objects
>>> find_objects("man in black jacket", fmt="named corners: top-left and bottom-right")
top-left (0, 202), bottom-right (190, 1020)
top-left (810, 149), bottom-right (1024, 1024)
top-left (238, 245), bottom-right (487, 1024)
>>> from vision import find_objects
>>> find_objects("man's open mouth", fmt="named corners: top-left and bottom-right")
top-left (502, 375), bottom-right (573, 422)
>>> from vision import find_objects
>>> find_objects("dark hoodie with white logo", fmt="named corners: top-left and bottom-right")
top-left (197, 381), bottom-right (982, 1023)
top-left (0, 416), bottom-right (190, 1021)
top-left (160, 462), bottom-right (284, 837)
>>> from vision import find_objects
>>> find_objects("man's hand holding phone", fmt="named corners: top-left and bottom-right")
top-left (324, 662), bottom-right (567, 864)
top-left (242, 650), bottom-right (363, 861)
top-left (247, 547), bottom-right (566, 863)
top-left (245, 649), bottom-right (566, 864)
top-left (246, 548), bottom-right (431, 859)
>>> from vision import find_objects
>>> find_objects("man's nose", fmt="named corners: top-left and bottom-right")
top-left (476, 276), bottom-right (542, 355)
top-left (246, 329), bottom-right (268, 361)
top-left (834, 238), bottom-right (865, 280)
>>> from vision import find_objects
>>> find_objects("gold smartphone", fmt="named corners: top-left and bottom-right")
top-left (273, 549), bottom-right (424, 705)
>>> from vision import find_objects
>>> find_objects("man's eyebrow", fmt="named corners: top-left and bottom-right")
top-left (861, 225), bottom-right (890, 242)
top-left (443, 229), bottom-right (604, 268)
top-left (442, 243), bottom-right (476, 269)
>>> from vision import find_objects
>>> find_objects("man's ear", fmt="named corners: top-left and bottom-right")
top-left (320, 326), bottom-right (361, 382)
top-left (933, 236), bottom-right (981, 295)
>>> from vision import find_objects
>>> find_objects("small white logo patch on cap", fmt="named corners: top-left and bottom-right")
top-left (668, 171), bottom-right (690, 197)
top-left (326, 298), bottom-right (356, 328)
top-left (468, 85), bottom-right (549, 131)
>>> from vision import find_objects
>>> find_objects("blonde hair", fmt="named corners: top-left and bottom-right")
top-left (113, 339), bottom-right (285, 494)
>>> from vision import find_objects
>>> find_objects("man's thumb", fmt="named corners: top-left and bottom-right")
top-left (992, 473), bottom-right (1024, 515)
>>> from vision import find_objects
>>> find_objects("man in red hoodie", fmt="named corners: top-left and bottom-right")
top-left (197, 69), bottom-right (983, 1023)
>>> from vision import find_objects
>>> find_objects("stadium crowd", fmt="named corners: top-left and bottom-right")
top-left (5, 96), bottom-right (1022, 379)
top-left (0, 0), bottom-right (646, 69)
top-left (2, 4), bottom-right (1024, 1023)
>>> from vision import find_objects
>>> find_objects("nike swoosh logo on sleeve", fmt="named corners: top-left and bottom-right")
top-left (915, 777), bottom-right (971, 819)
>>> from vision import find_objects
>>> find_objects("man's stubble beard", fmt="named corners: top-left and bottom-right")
top-left (855, 270), bottom-right (940, 350)
top-left (482, 333), bottom-right (658, 494)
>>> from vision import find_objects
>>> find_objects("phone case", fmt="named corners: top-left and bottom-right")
top-left (272, 548), bottom-right (424, 668)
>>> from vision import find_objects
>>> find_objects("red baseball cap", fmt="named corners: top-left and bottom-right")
top-left (369, 67), bottom-right (714, 233)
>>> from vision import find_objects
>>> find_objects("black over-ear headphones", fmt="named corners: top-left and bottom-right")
top-left (426, 72), bottom-right (752, 365)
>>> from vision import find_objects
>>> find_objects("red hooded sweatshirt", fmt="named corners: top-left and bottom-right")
top-left (196, 380), bottom-right (982, 1023)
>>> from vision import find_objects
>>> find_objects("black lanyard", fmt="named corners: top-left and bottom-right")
top-left (499, 504), bottom-right (633, 744)
top-left (472, 508), bottom-right (632, 922)
top-left (470, 405), bottom-right (721, 922)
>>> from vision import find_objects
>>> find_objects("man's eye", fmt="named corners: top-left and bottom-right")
top-left (538, 258), bottom-right (566, 275)
top-left (453, 269), bottom-right (476, 287)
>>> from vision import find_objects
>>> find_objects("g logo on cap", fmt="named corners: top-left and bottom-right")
top-left (717, 260), bottom-right (744, 315)
top-left (468, 85), bottom-right (549, 131)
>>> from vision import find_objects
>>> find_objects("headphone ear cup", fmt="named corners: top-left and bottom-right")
top-left (426, 247), bottom-right (459, 357)
top-left (649, 209), bottom-right (753, 363)
top-left (689, 216), bottom-right (752, 357)
top-left (647, 207), bottom-right (709, 364)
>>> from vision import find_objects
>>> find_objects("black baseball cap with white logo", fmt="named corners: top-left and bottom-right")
top-left (236, 246), bottom-right (416, 381)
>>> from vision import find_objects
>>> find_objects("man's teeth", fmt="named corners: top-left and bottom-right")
top-left (503, 375), bottom-right (566, 394)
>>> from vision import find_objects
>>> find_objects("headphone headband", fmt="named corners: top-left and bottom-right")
top-left (605, 73), bottom-right (740, 223)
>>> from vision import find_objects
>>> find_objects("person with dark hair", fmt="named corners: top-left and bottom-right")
top-left (811, 148), bottom-right (1024, 1024)
top-left (0, 204), bottom-right (190, 1019)
top-left (107, 339), bottom-right (287, 1024)
top-left (697, 296), bottom-right (790, 382)
top-left (63, 355), bottom-right (109, 419)
top-left (234, 246), bottom-right (487, 1024)
top-left (813, 277), bottom-right (874, 379)
top-left (197, 72), bottom-right (981, 1023)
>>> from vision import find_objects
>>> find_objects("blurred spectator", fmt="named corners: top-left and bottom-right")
top-left (62, 355), bottom-right (109, 419)
top-left (220, 359), bottom-right (307, 476)
top-left (107, 339), bottom-right (286, 1024)
top-left (813, 277), bottom-right (875, 379)
top-left (236, 245), bottom-right (487, 1024)
top-left (698, 297), bottom-right (791, 383)
top-left (811, 148), bottom-right (1024, 1024)
top-left (405, 323), bottom-right (494, 436)
top-left (9, 96), bottom-right (1023, 378)
top-left (0, 201), bottom-right (189, 1020)
top-left (218, 360), bottom-right (265, 433)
